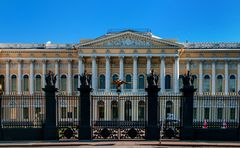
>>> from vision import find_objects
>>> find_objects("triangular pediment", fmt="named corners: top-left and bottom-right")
top-left (76, 31), bottom-right (183, 48)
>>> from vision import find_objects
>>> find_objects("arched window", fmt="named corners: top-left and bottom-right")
top-left (23, 75), bottom-right (29, 92)
top-left (165, 75), bottom-right (171, 89)
top-left (138, 101), bottom-right (145, 121)
top-left (112, 74), bottom-right (119, 89)
top-left (99, 74), bottom-right (105, 89)
top-left (97, 101), bottom-right (104, 120)
top-left (138, 74), bottom-right (145, 89)
top-left (111, 101), bottom-right (118, 120)
top-left (125, 74), bottom-right (132, 89)
top-left (166, 101), bottom-right (173, 119)
top-left (0, 75), bottom-right (5, 91)
top-left (60, 75), bottom-right (67, 91)
top-left (73, 75), bottom-right (78, 91)
top-left (229, 75), bottom-right (236, 92)
top-left (11, 75), bottom-right (17, 92)
top-left (125, 100), bottom-right (132, 121)
top-left (203, 75), bottom-right (210, 92)
top-left (35, 75), bottom-right (41, 92)
top-left (192, 75), bottom-right (198, 89)
top-left (179, 75), bottom-right (184, 89)
top-left (216, 75), bottom-right (223, 92)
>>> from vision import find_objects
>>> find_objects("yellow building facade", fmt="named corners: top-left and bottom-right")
top-left (0, 29), bottom-right (239, 95)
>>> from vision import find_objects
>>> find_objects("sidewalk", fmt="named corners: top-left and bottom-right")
top-left (0, 140), bottom-right (240, 147)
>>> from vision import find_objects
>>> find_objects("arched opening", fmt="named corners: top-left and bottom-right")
top-left (11, 75), bottom-right (17, 92)
top-left (138, 74), bottom-right (145, 89)
top-left (216, 75), bottom-right (223, 92)
top-left (111, 101), bottom-right (118, 120)
top-left (138, 101), bottom-right (145, 121)
top-left (99, 74), bottom-right (105, 89)
top-left (125, 100), bottom-right (132, 121)
top-left (60, 75), bottom-right (67, 91)
top-left (203, 75), bottom-right (210, 92)
top-left (165, 75), bottom-right (171, 90)
top-left (125, 74), bottom-right (132, 89)
top-left (35, 75), bottom-right (41, 92)
top-left (229, 75), bottom-right (236, 92)
top-left (23, 75), bottom-right (29, 91)
top-left (97, 100), bottom-right (104, 120)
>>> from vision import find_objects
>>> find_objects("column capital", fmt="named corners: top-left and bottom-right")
top-left (55, 59), bottom-right (60, 64)
top-left (91, 56), bottom-right (97, 59)
top-left (6, 59), bottom-right (11, 63)
top-left (133, 56), bottom-right (138, 60)
top-left (146, 56), bottom-right (152, 59)
top-left (79, 56), bottom-right (84, 60)
top-left (42, 59), bottom-right (47, 64)
top-left (106, 56), bottom-right (110, 61)
top-left (174, 56), bottom-right (179, 59)
top-left (119, 56), bottom-right (124, 60)
top-left (30, 59), bottom-right (35, 63)
top-left (17, 59), bottom-right (23, 63)
top-left (67, 59), bottom-right (73, 63)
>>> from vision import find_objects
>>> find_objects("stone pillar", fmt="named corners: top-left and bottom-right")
top-left (212, 61), bottom-right (216, 95)
top-left (78, 85), bottom-right (92, 140)
top-left (180, 83), bottom-right (197, 140)
top-left (174, 57), bottom-right (179, 93)
top-left (42, 84), bottom-right (58, 140)
top-left (238, 62), bottom-right (240, 92)
top-left (105, 56), bottom-right (110, 93)
top-left (17, 60), bottom-right (22, 95)
top-left (29, 60), bottom-right (34, 95)
top-left (119, 56), bottom-right (124, 91)
top-left (67, 59), bottom-right (72, 95)
top-left (133, 56), bottom-right (138, 93)
top-left (42, 60), bottom-right (47, 89)
top-left (199, 61), bottom-right (203, 94)
top-left (160, 57), bottom-right (165, 93)
top-left (225, 61), bottom-right (229, 95)
top-left (5, 60), bottom-right (10, 94)
top-left (145, 85), bottom-right (160, 140)
top-left (147, 56), bottom-right (151, 74)
top-left (186, 60), bottom-right (190, 70)
top-left (54, 60), bottom-right (60, 89)
top-left (91, 56), bottom-right (97, 92)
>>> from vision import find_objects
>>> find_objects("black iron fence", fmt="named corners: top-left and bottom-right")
top-left (1, 95), bottom-right (45, 128)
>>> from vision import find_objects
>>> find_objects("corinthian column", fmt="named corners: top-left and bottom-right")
top-left (55, 60), bottom-right (60, 89)
top-left (147, 56), bottom-right (151, 74)
top-left (133, 56), bottom-right (138, 93)
top-left (78, 56), bottom-right (83, 85)
top-left (5, 60), bottom-right (10, 94)
top-left (105, 56), bottom-right (110, 93)
top-left (17, 60), bottom-right (22, 95)
top-left (42, 60), bottom-right (47, 88)
top-left (67, 59), bottom-right (72, 95)
top-left (238, 62), bottom-right (240, 92)
top-left (29, 60), bottom-right (35, 95)
top-left (199, 61), bottom-right (203, 94)
top-left (119, 56), bottom-right (124, 91)
top-left (174, 56), bottom-right (179, 93)
top-left (160, 57), bottom-right (165, 92)
top-left (225, 61), bottom-right (229, 95)
top-left (211, 61), bottom-right (216, 95)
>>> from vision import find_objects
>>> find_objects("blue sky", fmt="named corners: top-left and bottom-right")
top-left (0, 0), bottom-right (240, 43)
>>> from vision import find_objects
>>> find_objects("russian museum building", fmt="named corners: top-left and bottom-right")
top-left (0, 29), bottom-right (239, 95)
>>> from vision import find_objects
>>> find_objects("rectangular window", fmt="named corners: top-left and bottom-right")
top-left (74, 107), bottom-right (77, 119)
top-left (204, 108), bottom-right (209, 120)
top-left (193, 108), bottom-right (197, 119)
top-left (138, 107), bottom-right (145, 120)
top-left (23, 107), bottom-right (29, 119)
top-left (99, 107), bottom-right (104, 120)
top-left (35, 107), bottom-right (41, 115)
top-left (217, 108), bottom-right (223, 120)
top-left (230, 108), bottom-right (235, 120)
top-left (61, 107), bottom-right (67, 119)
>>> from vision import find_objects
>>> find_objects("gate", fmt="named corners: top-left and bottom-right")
top-left (91, 94), bottom-right (147, 139)
top-left (158, 95), bottom-right (182, 139)
top-left (56, 95), bottom-right (79, 140)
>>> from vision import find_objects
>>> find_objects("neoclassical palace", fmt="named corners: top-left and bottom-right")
top-left (0, 29), bottom-right (240, 95)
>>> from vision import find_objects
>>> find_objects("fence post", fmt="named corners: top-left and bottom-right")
top-left (145, 85), bottom-right (160, 140)
top-left (42, 74), bottom-right (58, 140)
top-left (180, 85), bottom-right (196, 140)
top-left (78, 85), bottom-right (92, 140)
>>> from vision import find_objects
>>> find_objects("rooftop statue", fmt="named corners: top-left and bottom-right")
top-left (80, 70), bottom-right (92, 87)
top-left (45, 70), bottom-right (57, 87)
top-left (147, 69), bottom-right (159, 86)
